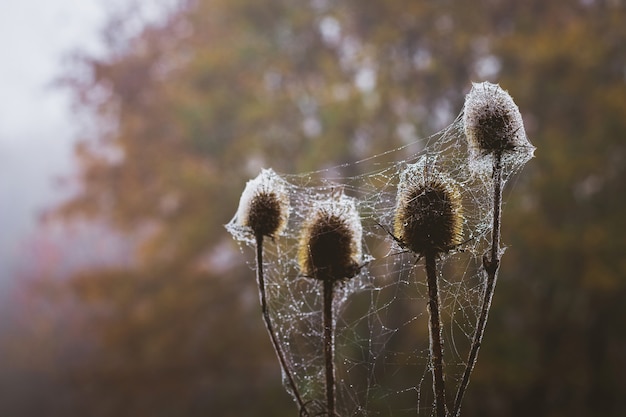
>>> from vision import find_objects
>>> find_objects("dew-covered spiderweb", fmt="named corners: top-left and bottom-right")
top-left (226, 82), bottom-right (534, 416)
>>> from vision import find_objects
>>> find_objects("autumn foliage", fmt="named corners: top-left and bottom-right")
top-left (5, 1), bottom-right (626, 416)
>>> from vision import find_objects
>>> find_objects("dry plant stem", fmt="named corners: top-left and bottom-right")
top-left (452, 153), bottom-right (503, 417)
top-left (255, 235), bottom-right (309, 416)
top-left (322, 278), bottom-right (336, 417)
top-left (425, 251), bottom-right (448, 417)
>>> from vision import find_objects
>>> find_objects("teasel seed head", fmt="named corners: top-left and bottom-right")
top-left (236, 168), bottom-right (289, 239)
top-left (394, 168), bottom-right (464, 256)
top-left (298, 195), bottom-right (362, 282)
top-left (464, 82), bottom-right (530, 157)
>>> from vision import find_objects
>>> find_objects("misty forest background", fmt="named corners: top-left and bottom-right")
top-left (1, 0), bottom-right (625, 416)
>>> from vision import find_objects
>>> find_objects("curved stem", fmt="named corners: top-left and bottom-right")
top-left (255, 235), bottom-right (309, 416)
top-left (425, 251), bottom-right (447, 417)
top-left (452, 153), bottom-right (503, 416)
top-left (323, 279), bottom-right (336, 417)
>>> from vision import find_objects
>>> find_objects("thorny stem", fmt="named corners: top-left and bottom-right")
top-left (452, 153), bottom-right (503, 416)
top-left (255, 235), bottom-right (309, 416)
top-left (425, 251), bottom-right (448, 417)
top-left (323, 278), bottom-right (337, 417)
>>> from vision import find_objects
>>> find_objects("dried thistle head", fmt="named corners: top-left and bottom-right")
top-left (464, 82), bottom-right (529, 157)
top-left (394, 168), bottom-right (463, 256)
top-left (235, 169), bottom-right (289, 239)
top-left (298, 196), bottom-right (362, 282)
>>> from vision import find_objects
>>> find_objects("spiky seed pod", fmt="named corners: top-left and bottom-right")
top-left (464, 82), bottom-right (529, 156)
top-left (298, 197), bottom-right (362, 282)
top-left (236, 168), bottom-right (289, 238)
top-left (394, 172), bottom-right (463, 256)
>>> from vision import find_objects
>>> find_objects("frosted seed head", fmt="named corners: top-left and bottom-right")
top-left (234, 168), bottom-right (289, 239)
top-left (464, 82), bottom-right (530, 157)
top-left (394, 167), bottom-right (463, 256)
top-left (298, 195), bottom-right (362, 282)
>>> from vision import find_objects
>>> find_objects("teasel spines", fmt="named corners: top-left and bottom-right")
top-left (394, 172), bottom-right (464, 256)
top-left (298, 196), bottom-right (362, 282)
top-left (463, 81), bottom-right (529, 156)
top-left (236, 168), bottom-right (290, 239)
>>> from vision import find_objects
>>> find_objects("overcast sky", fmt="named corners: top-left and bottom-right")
top-left (0, 0), bottom-right (107, 142)
top-left (0, 0), bottom-right (171, 279)
top-left (0, 0), bottom-right (105, 276)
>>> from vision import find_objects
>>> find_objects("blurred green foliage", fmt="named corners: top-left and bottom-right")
top-left (5, 0), bottom-right (626, 416)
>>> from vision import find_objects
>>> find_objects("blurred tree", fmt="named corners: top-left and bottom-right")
top-left (482, 3), bottom-right (626, 416)
top-left (17, 0), bottom-right (625, 416)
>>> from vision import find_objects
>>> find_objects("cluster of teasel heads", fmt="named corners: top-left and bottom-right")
top-left (228, 82), bottom-right (534, 417)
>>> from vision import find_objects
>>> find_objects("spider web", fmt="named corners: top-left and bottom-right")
top-left (226, 83), bottom-right (534, 416)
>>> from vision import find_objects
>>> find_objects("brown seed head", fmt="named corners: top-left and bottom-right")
top-left (298, 197), bottom-right (362, 282)
top-left (246, 191), bottom-right (286, 238)
top-left (237, 169), bottom-right (289, 238)
top-left (464, 82), bottom-right (528, 156)
top-left (394, 172), bottom-right (463, 256)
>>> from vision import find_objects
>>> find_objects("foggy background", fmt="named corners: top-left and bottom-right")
top-left (1, 0), bottom-right (625, 416)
